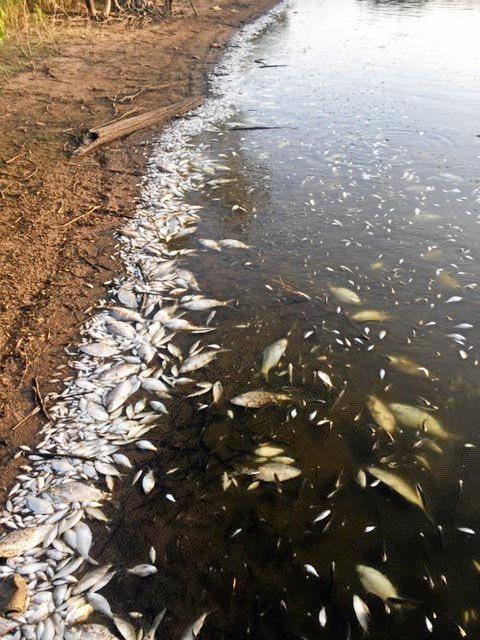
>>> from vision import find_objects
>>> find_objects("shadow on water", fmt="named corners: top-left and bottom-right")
top-left (101, 0), bottom-right (480, 637)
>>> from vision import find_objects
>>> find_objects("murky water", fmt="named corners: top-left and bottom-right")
top-left (106, 1), bottom-right (480, 637)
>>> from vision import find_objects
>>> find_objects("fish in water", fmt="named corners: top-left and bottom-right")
top-left (437, 271), bottom-right (461, 290)
top-left (351, 310), bottom-right (391, 322)
top-left (247, 462), bottom-right (302, 482)
top-left (387, 355), bottom-right (429, 378)
top-left (329, 286), bottom-right (361, 305)
top-left (231, 390), bottom-right (291, 408)
top-left (254, 444), bottom-right (284, 457)
top-left (367, 395), bottom-right (396, 434)
top-left (356, 564), bottom-right (399, 601)
top-left (261, 338), bottom-right (288, 379)
top-left (389, 403), bottom-right (450, 439)
top-left (76, 623), bottom-right (119, 639)
top-left (367, 466), bottom-right (425, 511)
top-left (179, 350), bottom-right (218, 374)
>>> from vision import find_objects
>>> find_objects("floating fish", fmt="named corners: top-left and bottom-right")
top-left (252, 462), bottom-right (301, 483)
top-left (254, 444), bottom-right (284, 458)
top-left (329, 286), bottom-right (361, 305)
top-left (389, 403), bottom-right (450, 440)
top-left (367, 395), bottom-right (396, 434)
top-left (261, 338), bottom-right (288, 380)
top-left (353, 594), bottom-right (371, 633)
top-left (367, 466), bottom-right (424, 511)
top-left (356, 564), bottom-right (399, 601)
top-left (437, 272), bottom-right (461, 290)
top-left (231, 390), bottom-right (291, 408)
top-left (179, 351), bottom-right (218, 374)
top-left (181, 612), bottom-right (210, 640)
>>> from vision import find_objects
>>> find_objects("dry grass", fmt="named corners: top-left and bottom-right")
top-left (0, 0), bottom-right (86, 43)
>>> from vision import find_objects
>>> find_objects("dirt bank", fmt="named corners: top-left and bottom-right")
top-left (0, 0), bottom-right (277, 499)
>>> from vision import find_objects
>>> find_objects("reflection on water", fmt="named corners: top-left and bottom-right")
top-left (106, 0), bottom-right (480, 637)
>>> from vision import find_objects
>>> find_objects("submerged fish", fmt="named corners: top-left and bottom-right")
top-left (356, 564), bottom-right (399, 601)
top-left (367, 466), bottom-right (424, 511)
top-left (389, 403), bottom-right (450, 439)
top-left (367, 395), bottom-right (396, 434)
top-left (261, 338), bottom-right (288, 379)
top-left (231, 390), bottom-right (291, 408)
top-left (351, 310), bottom-right (391, 322)
top-left (329, 286), bottom-right (361, 305)
top-left (387, 356), bottom-right (429, 378)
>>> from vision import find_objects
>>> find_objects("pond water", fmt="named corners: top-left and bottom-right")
top-left (105, 1), bottom-right (480, 637)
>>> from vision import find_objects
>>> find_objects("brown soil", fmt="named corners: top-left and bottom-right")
top-left (0, 0), bottom-right (276, 499)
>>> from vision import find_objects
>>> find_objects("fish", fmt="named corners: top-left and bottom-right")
top-left (76, 624), bottom-right (119, 639)
top-left (353, 595), bottom-right (371, 633)
top-left (367, 395), bottom-right (396, 434)
top-left (142, 470), bottom-right (156, 494)
top-left (105, 378), bottom-right (140, 413)
top-left (80, 342), bottom-right (118, 358)
top-left (218, 239), bottom-right (250, 249)
top-left (261, 338), bottom-right (288, 379)
top-left (181, 612), bottom-right (210, 640)
top-left (351, 310), bottom-right (391, 322)
top-left (254, 444), bottom-right (284, 458)
top-left (144, 609), bottom-right (167, 640)
top-left (127, 564), bottom-right (158, 577)
top-left (356, 564), bottom-right (399, 601)
top-left (87, 593), bottom-right (113, 619)
top-left (367, 466), bottom-right (424, 511)
top-left (329, 286), bottom-right (361, 305)
top-left (389, 403), bottom-right (450, 440)
top-left (49, 482), bottom-right (106, 504)
top-left (0, 524), bottom-right (52, 558)
top-left (114, 616), bottom-right (137, 640)
top-left (252, 462), bottom-right (301, 482)
top-left (437, 272), bottom-right (461, 290)
top-left (181, 297), bottom-right (227, 311)
top-left (179, 351), bottom-right (218, 374)
top-left (387, 356), bottom-right (429, 378)
top-left (230, 390), bottom-right (291, 408)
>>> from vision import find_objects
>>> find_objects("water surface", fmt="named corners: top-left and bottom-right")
top-left (106, 1), bottom-right (480, 637)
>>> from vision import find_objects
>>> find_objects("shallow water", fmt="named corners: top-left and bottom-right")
top-left (106, 1), bottom-right (480, 637)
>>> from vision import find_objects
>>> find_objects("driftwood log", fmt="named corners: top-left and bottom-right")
top-left (73, 95), bottom-right (205, 157)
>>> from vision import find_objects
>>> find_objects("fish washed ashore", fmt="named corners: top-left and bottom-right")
top-left (0, 0), bottom-right (277, 496)
top-left (0, 3), bottom-right (286, 639)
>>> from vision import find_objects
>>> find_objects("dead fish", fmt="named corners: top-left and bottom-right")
top-left (212, 381), bottom-right (224, 404)
top-left (114, 615), bottom-right (137, 640)
top-left (181, 612), bottom-right (210, 640)
top-left (76, 623), bottom-right (119, 639)
top-left (389, 403), bottom-right (450, 440)
top-left (179, 351), bottom-right (218, 374)
top-left (218, 239), bottom-right (250, 249)
top-left (367, 466), bottom-right (424, 511)
top-left (356, 564), bottom-right (399, 601)
top-left (437, 272), bottom-right (461, 290)
top-left (199, 238), bottom-right (222, 251)
top-left (104, 317), bottom-right (136, 340)
top-left (142, 470), bottom-right (156, 494)
top-left (252, 462), bottom-right (301, 483)
top-left (80, 343), bottom-right (118, 358)
top-left (65, 603), bottom-right (94, 627)
top-left (87, 593), bottom-right (113, 619)
top-left (231, 390), bottom-right (291, 408)
top-left (144, 609), bottom-right (167, 640)
top-left (351, 310), bottom-right (391, 322)
top-left (49, 482), bottom-right (106, 504)
top-left (164, 318), bottom-right (214, 333)
top-left (181, 298), bottom-right (227, 311)
top-left (387, 356), bottom-right (429, 378)
top-left (105, 378), bottom-right (140, 413)
top-left (329, 286), bottom-right (361, 305)
top-left (353, 594), bottom-right (371, 633)
top-left (261, 338), bottom-right (288, 380)
top-left (254, 444), bottom-right (284, 458)
top-left (0, 524), bottom-right (52, 558)
top-left (367, 395), bottom-right (396, 434)
top-left (73, 565), bottom-right (113, 595)
top-left (127, 564), bottom-right (158, 577)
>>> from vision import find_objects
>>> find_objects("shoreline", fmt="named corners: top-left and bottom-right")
top-left (0, 2), bottom-right (283, 637)
top-left (0, 0), bottom-right (278, 502)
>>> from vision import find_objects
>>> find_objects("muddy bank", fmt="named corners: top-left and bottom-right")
top-left (0, 0), bottom-right (277, 498)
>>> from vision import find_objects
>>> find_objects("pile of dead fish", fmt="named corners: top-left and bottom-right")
top-left (0, 5), bottom-right (292, 636)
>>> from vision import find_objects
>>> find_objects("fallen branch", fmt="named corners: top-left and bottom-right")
top-left (73, 95), bottom-right (204, 156)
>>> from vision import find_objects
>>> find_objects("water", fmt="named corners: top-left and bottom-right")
top-left (105, 1), bottom-right (480, 637)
